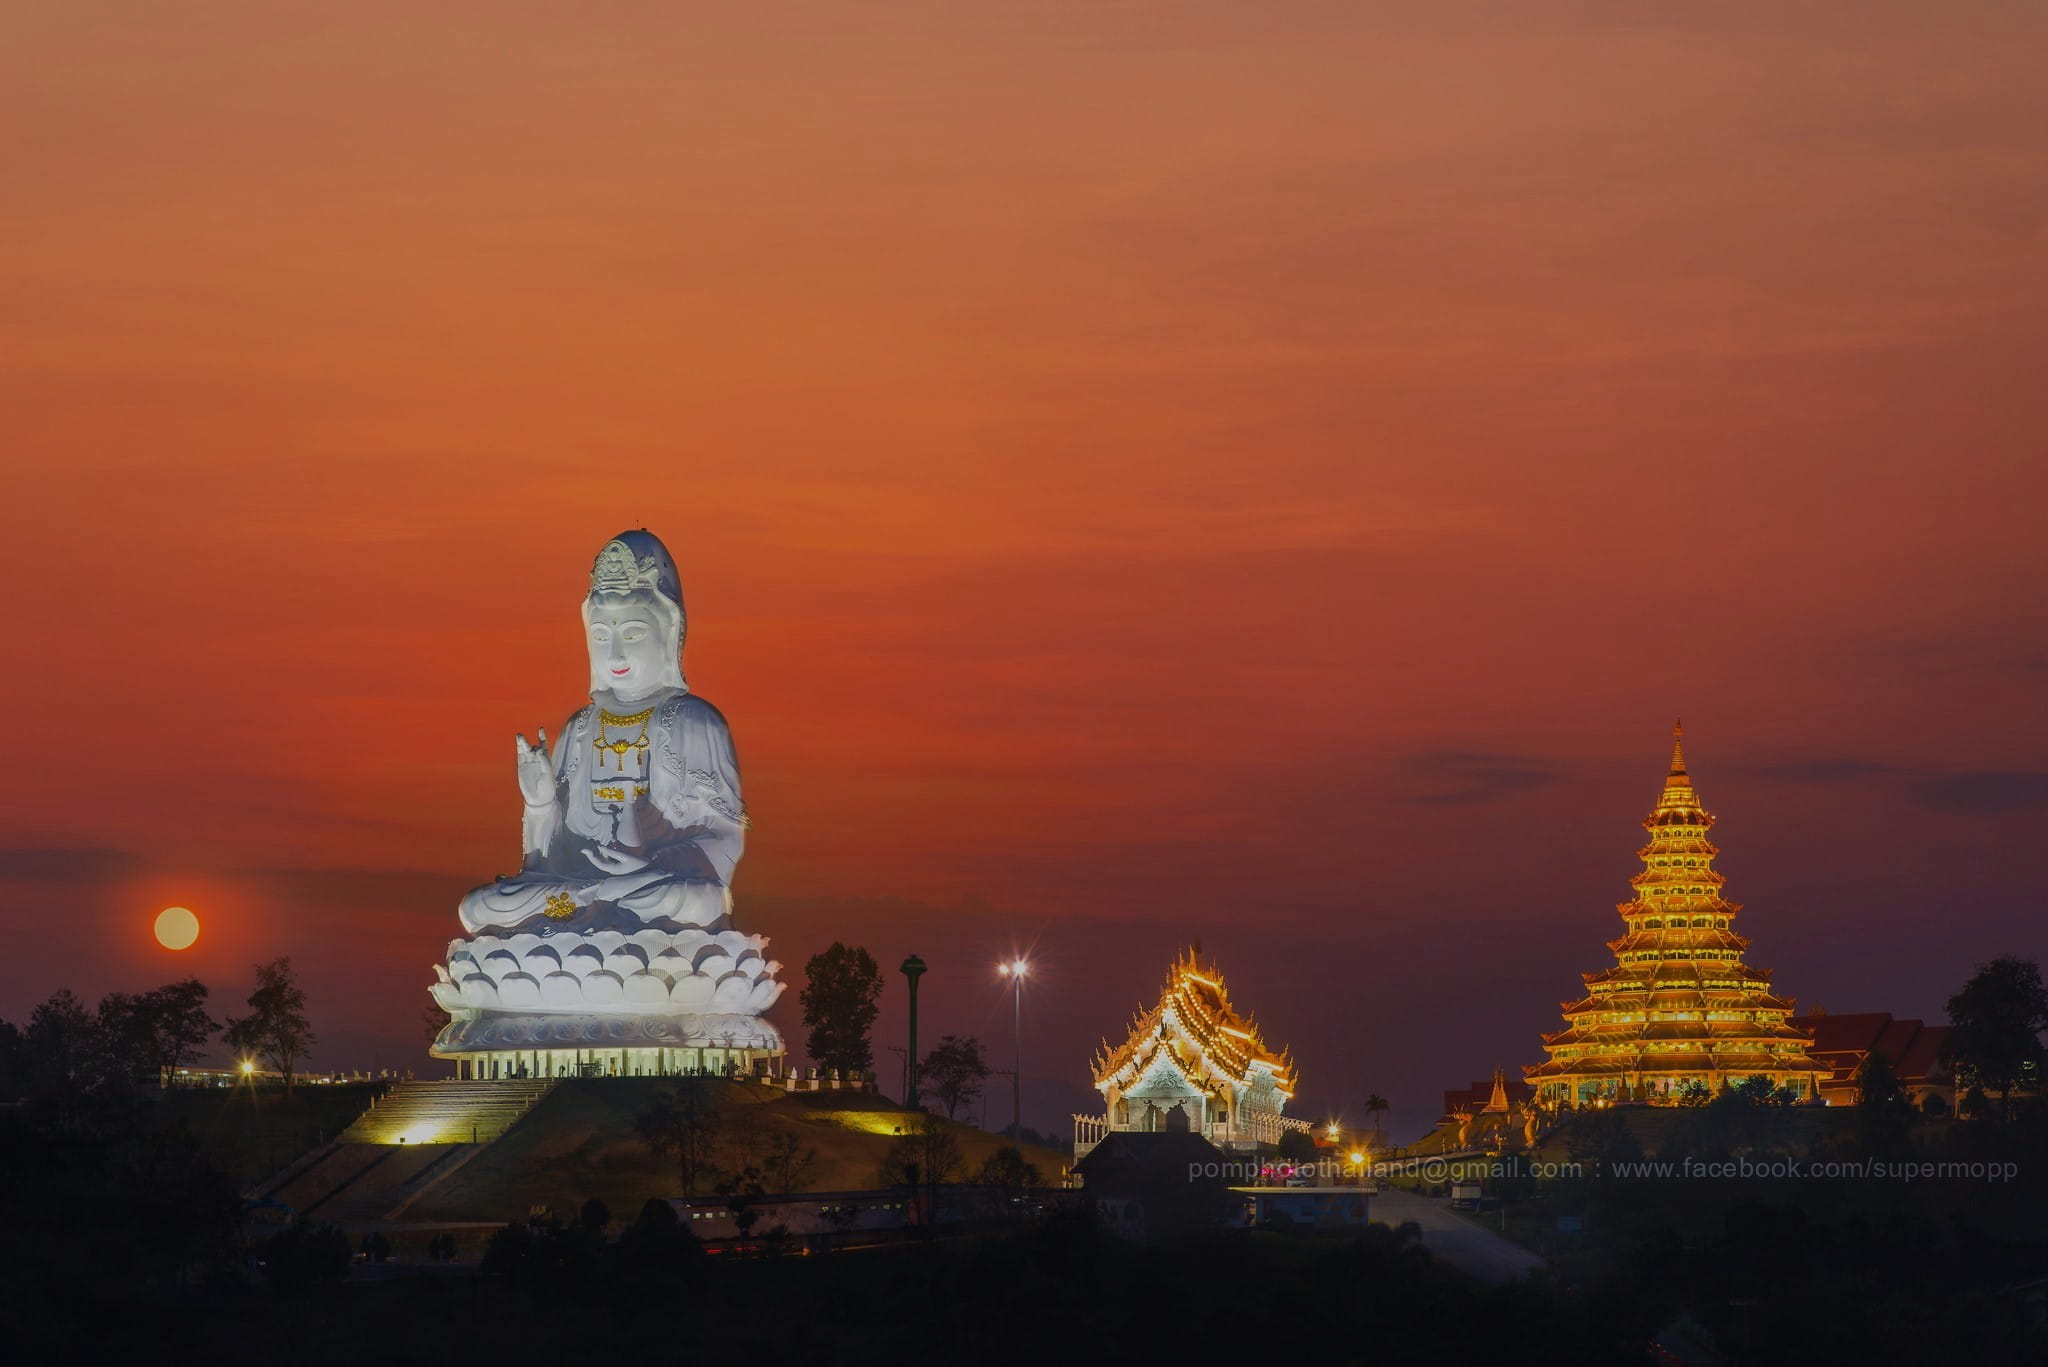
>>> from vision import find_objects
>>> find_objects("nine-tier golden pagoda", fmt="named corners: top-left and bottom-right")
top-left (1526, 724), bottom-right (1828, 1106)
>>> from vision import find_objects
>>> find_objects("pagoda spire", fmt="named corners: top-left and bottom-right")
top-left (1656, 718), bottom-right (1702, 815)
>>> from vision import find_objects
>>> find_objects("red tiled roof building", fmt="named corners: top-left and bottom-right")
top-left (1790, 1009), bottom-right (1953, 1108)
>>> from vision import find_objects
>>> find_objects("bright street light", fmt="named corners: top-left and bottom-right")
top-left (998, 957), bottom-right (1029, 1142)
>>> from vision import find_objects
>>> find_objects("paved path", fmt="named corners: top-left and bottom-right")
top-left (1372, 1188), bottom-right (1545, 1287)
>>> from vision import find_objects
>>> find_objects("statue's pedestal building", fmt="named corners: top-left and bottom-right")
top-left (428, 532), bottom-right (786, 1080)
top-left (1524, 725), bottom-right (1827, 1106)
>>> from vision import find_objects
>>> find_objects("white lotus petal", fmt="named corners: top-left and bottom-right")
top-left (625, 972), bottom-right (670, 1004)
top-left (499, 972), bottom-right (541, 1007)
top-left (584, 971), bottom-right (625, 1004)
top-left (671, 974), bottom-right (716, 1008)
top-left (459, 975), bottom-right (500, 1008)
top-left (712, 971), bottom-right (751, 1008)
top-left (540, 971), bottom-right (582, 1006)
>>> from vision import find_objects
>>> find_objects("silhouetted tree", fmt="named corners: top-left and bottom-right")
top-left (763, 1128), bottom-right (818, 1195)
top-left (974, 1144), bottom-right (1042, 1216)
top-left (800, 942), bottom-right (883, 1077)
top-left (1942, 955), bottom-right (2048, 1122)
top-left (615, 1197), bottom-right (701, 1280)
top-left (21, 989), bottom-right (131, 1135)
top-left (1364, 1092), bottom-right (1391, 1144)
top-left (878, 1111), bottom-right (963, 1218)
top-left (1854, 1050), bottom-right (1914, 1155)
top-left (1013, 1124), bottom-right (1068, 1154)
top-left (145, 979), bottom-right (217, 1086)
top-left (223, 958), bottom-right (316, 1096)
top-left (0, 1017), bottom-right (20, 1100)
top-left (1565, 1106), bottom-right (1642, 1169)
top-left (634, 1082), bottom-right (723, 1196)
top-left (1276, 1128), bottom-right (1318, 1163)
top-left (99, 979), bottom-right (216, 1088)
top-left (715, 1164), bottom-right (769, 1239)
top-left (920, 1033), bottom-right (989, 1120)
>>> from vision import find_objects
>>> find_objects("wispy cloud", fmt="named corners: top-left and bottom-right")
top-left (1910, 771), bottom-right (2048, 815)
top-left (1401, 752), bottom-right (1565, 806)
top-left (1738, 758), bottom-right (1903, 783)
top-left (0, 848), bottom-right (145, 880)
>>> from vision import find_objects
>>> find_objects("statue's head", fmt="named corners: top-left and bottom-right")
top-left (583, 531), bottom-right (687, 700)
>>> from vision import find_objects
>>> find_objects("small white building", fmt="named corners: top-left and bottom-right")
top-left (1074, 948), bottom-right (1312, 1161)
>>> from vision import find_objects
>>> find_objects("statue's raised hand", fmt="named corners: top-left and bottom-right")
top-left (515, 728), bottom-right (553, 807)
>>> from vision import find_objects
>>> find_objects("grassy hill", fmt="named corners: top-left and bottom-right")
top-left (410, 1079), bottom-right (1069, 1222)
top-left (155, 1082), bottom-right (386, 1189)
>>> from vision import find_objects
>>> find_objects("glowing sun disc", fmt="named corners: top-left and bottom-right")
top-left (154, 906), bottom-right (200, 951)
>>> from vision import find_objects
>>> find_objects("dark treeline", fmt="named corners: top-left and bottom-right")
top-left (6, 1202), bottom-right (1663, 1366)
top-left (3, 957), bottom-right (2046, 1364)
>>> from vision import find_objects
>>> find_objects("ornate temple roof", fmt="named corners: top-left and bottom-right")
top-left (1525, 724), bottom-right (1828, 1099)
top-left (1092, 948), bottom-right (1295, 1100)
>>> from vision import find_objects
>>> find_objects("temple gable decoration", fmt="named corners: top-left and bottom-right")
top-left (1075, 949), bottom-right (1310, 1158)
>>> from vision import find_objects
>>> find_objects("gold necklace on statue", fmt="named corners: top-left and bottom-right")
top-left (593, 706), bottom-right (654, 771)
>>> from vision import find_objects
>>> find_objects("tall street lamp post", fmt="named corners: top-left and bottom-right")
top-left (996, 957), bottom-right (1028, 1142)
top-left (901, 955), bottom-right (927, 1110)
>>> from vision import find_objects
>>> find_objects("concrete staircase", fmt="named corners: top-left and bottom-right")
top-left (237, 1080), bottom-right (560, 1223)
top-left (339, 1079), bottom-right (555, 1146)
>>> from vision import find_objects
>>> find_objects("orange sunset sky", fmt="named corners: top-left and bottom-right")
top-left (2, 3), bottom-right (2044, 1134)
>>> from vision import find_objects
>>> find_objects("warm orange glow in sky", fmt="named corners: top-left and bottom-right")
top-left (2, 4), bottom-right (2043, 1131)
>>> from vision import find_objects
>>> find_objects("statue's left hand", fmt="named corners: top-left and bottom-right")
top-left (584, 845), bottom-right (650, 875)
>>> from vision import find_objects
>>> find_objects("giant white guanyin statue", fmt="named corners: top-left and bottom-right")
top-left (429, 531), bottom-right (785, 1076)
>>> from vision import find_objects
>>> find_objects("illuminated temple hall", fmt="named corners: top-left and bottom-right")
top-left (1074, 949), bottom-right (1312, 1160)
top-left (1525, 725), bottom-right (1829, 1106)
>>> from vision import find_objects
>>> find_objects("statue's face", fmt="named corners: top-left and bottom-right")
top-left (586, 593), bottom-right (667, 697)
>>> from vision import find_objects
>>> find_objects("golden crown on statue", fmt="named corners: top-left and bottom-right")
top-left (589, 539), bottom-right (664, 595)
